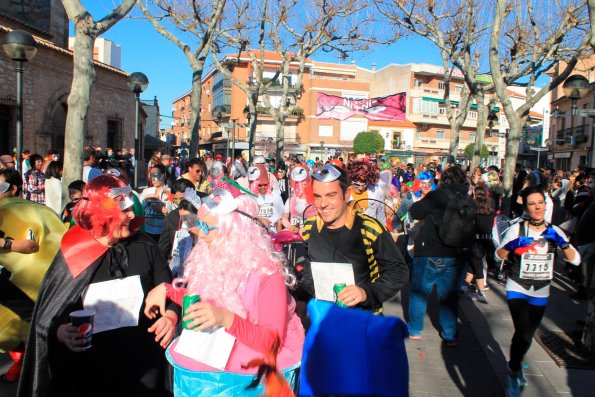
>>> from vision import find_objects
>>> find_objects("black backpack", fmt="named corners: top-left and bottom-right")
top-left (434, 188), bottom-right (476, 248)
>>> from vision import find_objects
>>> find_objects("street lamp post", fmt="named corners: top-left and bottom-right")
top-left (562, 75), bottom-right (591, 167)
top-left (2, 30), bottom-right (37, 172)
top-left (127, 72), bottom-right (149, 189)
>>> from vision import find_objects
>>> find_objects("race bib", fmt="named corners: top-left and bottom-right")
top-left (519, 253), bottom-right (554, 281)
top-left (259, 203), bottom-right (274, 218)
top-left (291, 216), bottom-right (304, 227)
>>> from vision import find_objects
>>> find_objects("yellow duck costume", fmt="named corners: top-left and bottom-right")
top-left (0, 198), bottom-right (66, 352)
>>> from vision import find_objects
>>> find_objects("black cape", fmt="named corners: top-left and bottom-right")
top-left (18, 233), bottom-right (177, 397)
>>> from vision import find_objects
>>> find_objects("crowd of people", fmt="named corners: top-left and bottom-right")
top-left (0, 145), bottom-right (594, 397)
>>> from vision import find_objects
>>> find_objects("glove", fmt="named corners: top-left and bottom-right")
top-left (504, 237), bottom-right (534, 252)
top-left (541, 226), bottom-right (569, 249)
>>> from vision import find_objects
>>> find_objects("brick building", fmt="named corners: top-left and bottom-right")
top-left (0, 0), bottom-right (139, 157)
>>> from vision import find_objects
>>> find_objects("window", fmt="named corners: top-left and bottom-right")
top-left (439, 81), bottom-right (446, 90)
top-left (436, 129), bottom-right (445, 139)
top-left (318, 125), bottom-right (333, 137)
top-left (439, 106), bottom-right (446, 115)
top-left (107, 119), bottom-right (121, 150)
top-left (470, 132), bottom-right (476, 141)
top-left (414, 79), bottom-right (423, 88)
top-left (415, 129), bottom-right (421, 138)
top-left (413, 98), bottom-right (439, 114)
top-left (468, 111), bottom-right (478, 120)
top-left (455, 85), bottom-right (463, 94)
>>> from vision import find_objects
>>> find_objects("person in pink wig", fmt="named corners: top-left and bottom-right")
top-left (144, 188), bottom-right (304, 395)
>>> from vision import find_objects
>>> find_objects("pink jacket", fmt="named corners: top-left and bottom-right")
top-left (169, 272), bottom-right (304, 373)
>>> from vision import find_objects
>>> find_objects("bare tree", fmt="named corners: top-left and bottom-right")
top-left (211, 0), bottom-right (381, 161)
top-left (375, 0), bottom-right (490, 160)
top-left (488, 0), bottom-right (590, 214)
top-left (61, 0), bottom-right (136, 203)
top-left (136, 0), bottom-right (227, 157)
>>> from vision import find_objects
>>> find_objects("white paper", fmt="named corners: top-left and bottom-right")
top-left (174, 327), bottom-right (236, 370)
top-left (310, 262), bottom-right (355, 301)
top-left (82, 275), bottom-right (144, 334)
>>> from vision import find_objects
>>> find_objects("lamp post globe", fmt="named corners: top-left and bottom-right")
top-left (562, 74), bottom-right (590, 100)
top-left (2, 30), bottom-right (37, 61)
top-left (2, 30), bottom-right (37, 172)
top-left (127, 72), bottom-right (149, 95)
top-left (128, 72), bottom-right (149, 189)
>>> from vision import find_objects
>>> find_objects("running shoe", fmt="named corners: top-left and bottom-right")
top-left (475, 292), bottom-right (488, 303)
top-left (517, 367), bottom-right (527, 388)
top-left (505, 375), bottom-right (522, 397)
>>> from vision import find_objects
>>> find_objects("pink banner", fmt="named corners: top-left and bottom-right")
top-left (316, 92), bottom-right (407, 121)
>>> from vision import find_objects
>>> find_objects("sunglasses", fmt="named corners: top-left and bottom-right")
top-left (150, 172), bottom-right (164, 180)
top-left (352, 182), bottom-right (367, 188)
top-left (196, 219), bottom-right (218, 236)
top-left (312, 164), bottom-right (341, 182)
top-left (258, 183), bottom-right (269, 187)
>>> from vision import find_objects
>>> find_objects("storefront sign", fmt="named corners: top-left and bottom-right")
top-left (316, 92), bottom-right (406, 121)
top-left (554, 152), bottom-right (571, 158)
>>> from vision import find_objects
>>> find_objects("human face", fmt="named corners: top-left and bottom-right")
top-left (0, 176), bottom-right (15, 201)
top-left (195, 208), bottom-right (219, 246)
top-left (525, 192), bottom-right (545, 222)
top-left (69, 189), bottom-right (82, 202)
top-left (257, 182), bottom-right (269, 195)
top-left (149, 167), bottom-right (165, 187)
top-left (161, 157), bottom-right (171, 166)
top-left (351, 180), bottom-right (367, 194)
top-left (420, 180), bottom-right (433, 195)
top-left (188, 165), bottom-right (203, 182)
top-left (110, 209), bottom-right (135, 242)
top-left (313, 180), bottom-right (349, 229)
top-left (33, 159), bottom-right (43, 170)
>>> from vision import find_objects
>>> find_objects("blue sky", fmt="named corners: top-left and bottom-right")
top-left (79, 1), bottom-right (451, 129)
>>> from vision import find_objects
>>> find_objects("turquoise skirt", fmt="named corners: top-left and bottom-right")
top-left (166, 345), bottom-right (300, 396)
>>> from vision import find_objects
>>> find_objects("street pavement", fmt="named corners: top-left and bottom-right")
top-left (2, 265), bottom-right (594, 396)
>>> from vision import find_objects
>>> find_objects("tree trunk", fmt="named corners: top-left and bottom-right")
top-left (501, 118), bottom-right (522, 216)
top-left (275, 116), bottom-right (285, 163)
top-left (448, 125), bottom-right (460, 160)
top-left (189, 64), bottom-right (204, 158)
top-left (472, 100), bottom-right (489, 170)
top-left (62, 30), bottom-right (94, 205)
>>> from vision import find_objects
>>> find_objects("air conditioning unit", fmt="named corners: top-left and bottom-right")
top-left (565, 136), bottom-right (576, 146)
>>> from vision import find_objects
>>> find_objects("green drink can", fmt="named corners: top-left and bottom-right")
top-left (182, 294), bottom-right (201, 330)
top-left (333, 283), bottom-right (348, 308)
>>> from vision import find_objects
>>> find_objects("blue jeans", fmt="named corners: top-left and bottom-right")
top-left (408, 256), bottom-right (463, 341)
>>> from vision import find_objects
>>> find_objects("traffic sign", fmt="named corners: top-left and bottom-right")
top-left (529, 147), bottom-right (548, 151)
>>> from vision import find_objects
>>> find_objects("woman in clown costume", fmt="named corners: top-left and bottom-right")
top-left (144, 187), bottom-right (304, 396)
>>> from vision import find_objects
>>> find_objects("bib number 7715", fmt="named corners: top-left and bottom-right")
top-left (519, 253), bottom-right (554, 281)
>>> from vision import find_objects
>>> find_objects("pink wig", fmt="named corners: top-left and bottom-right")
top-left (346, 160), bottom-right (379, 186)
top-left (73, 174), bottom-right (127, 238)
top-left (183, 195), bottom-right (292, 318)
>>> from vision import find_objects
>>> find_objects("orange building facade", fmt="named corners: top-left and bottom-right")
top-left (172, 53), bottom-right (505, 164)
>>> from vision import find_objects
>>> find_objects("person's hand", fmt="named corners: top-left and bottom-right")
top-left (337, 285), bottom-right (367, 307)
top-left (504, 236), bottom-right (534, 253)
top-left (183, 302), bottom-right (234, 331)
top-left (144, 283), bottom-right (167, 319)
top-left (148, 310), bottom-right (177, 348)
top-left (57, 323), bottom-right (90, 352)
top-left (260, 218), bottom-right (272, 228)
top-left (290, 225), bottom-right (300, 234)
top-left (10, 239), bottom-right (39, 254)
top-left (541, 226), bottom-right (569, 248)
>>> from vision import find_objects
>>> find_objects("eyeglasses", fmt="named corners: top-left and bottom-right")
top-left (312, 164), bottom-right (341, 182)
top-left (196, 219), bottom-right (218, 235)
top-left (351, 182), bottom-right (367, 188)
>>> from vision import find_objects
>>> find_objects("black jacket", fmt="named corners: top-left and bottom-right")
top-left (409, 183), bottom-right (471, 258)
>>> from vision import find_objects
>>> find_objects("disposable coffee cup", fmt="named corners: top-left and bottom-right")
top-left (70, 309), bottom-right (95, 349)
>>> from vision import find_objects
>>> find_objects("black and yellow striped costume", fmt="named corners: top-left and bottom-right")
top-left (301, 202), bottom-right (409, 313)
